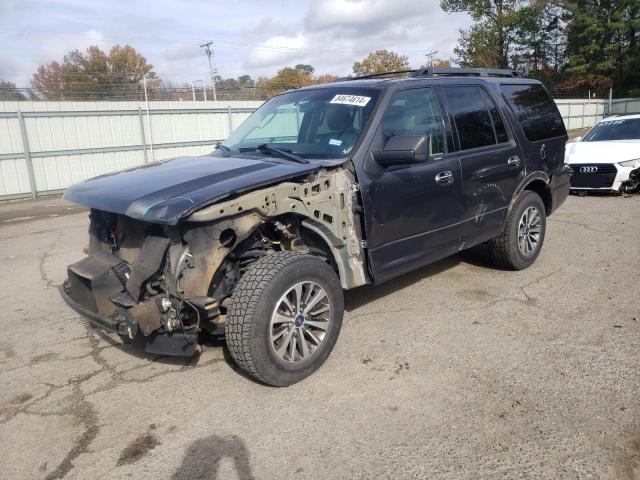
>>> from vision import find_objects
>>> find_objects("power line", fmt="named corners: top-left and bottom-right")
top-left (200, 41), bottom-right (217, 101)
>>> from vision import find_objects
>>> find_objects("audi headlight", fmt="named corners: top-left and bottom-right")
top-left (619, 158), bottom-right (640, 168)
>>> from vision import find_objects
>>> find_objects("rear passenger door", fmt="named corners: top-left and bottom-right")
top-left (442, 85), bottom-right (524, 247)
top-left (500, 83), bottom-right (568, 175)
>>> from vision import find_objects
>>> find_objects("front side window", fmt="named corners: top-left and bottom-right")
top-left (443, 86), bottom-right (497, 150)
top-left (501, 83), bottom-right (566, 142)
top-left (381, 88), bottom-right (445, 156)
top-left (582, 118), bottom-right (640, 141)
top-left (221, 88), bottom-right (379, 159)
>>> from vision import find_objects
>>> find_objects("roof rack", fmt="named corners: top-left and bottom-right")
top-left (334, 69), bottom-right (416, 82)
top-left (414, 67), bottom-right (517, 78)
top-left (334, 67), bottom-right (518, 82)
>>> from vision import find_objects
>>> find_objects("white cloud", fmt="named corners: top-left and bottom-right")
top-left (305, 0), bottom-right (428, 31)
top-left (243, 34), bottom-right (309, 69)
top-left (164, 42), bottom-right (200, 61)
top-left (0, 0), bottom-right (472, 85)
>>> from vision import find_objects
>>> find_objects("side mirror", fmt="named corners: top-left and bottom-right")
top-left (373, 135), bottom-right (429, 166)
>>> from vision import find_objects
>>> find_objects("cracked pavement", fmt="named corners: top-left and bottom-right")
top-left (0, 195), bottom-right (638, 479)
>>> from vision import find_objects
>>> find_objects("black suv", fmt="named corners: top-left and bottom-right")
top-left (62, 67), bottom-right (571, 386)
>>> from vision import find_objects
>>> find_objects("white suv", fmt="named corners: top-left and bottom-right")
top-left (565, 114), bottom-right (640, 193)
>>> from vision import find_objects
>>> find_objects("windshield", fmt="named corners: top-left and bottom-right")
top-left (219, 87), bottom-right (379, 159)
top-left (583, 118), bottom-right (640, 141)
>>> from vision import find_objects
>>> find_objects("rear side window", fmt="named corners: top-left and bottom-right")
top-left (443, 86), bottom-right (509, 150)
top-left (501, 84), bottom-right (566, 142)
top-left (443, 86), bottom-right (494, 150)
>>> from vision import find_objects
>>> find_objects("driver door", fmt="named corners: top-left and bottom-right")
top-left (359, 87), bottom-right (463, 283)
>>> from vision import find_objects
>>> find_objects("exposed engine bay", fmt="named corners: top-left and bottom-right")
top-left (61, 166), bottom-right (368, 356)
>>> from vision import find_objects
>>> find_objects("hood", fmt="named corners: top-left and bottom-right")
top-left (64, 154), bottom-right (324, 224)
top-left (565, 140), bottom-right (640, 165)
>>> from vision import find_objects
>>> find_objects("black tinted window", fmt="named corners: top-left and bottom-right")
top-left (480, 89), bottom-right (509, 143)
top-left (501, 84), bottom-right (566, 141)
top-left (444, 86), bottom-right (495, 150)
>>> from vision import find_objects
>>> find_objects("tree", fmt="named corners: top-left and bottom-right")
top-left (315, 73), bottom-right (338, 83)
top-left (421, 58), bottom-right (452, 68)
top-left (257, 66), bottom-right (316, 98)
top-left (563, 0), bottom-right (640, 95)
top-left (295, 64), bottom-right (315, 76)
top-left (31, 45), bottom-right (159, 100)
top-left (441, 0), bottom-right (522, 67)
top-left (352, 49), bottom-right (410, 76)
top-left (0, 80), bottom-right (27, 100)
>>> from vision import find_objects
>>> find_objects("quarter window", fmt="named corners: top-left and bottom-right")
top-left (381, 88), bottom-right (445, 156)
top-left (443, 86), bottom-right (499, 150)
top-left (500, 84), bottom-right (566, 142)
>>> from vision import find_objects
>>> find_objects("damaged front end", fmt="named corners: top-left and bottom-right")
top-left (62, 167), bottom-right (368, 356)
top-left (61, 211), bottom-right (206, 356)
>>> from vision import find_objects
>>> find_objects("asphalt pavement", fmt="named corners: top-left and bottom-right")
top-left (0, 194), bottom-right (638, 479)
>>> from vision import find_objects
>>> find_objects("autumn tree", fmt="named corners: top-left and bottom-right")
top-left (352, 49), bottom-right (410, 76)
top-left (421, 59), bottom-right (452, 68)
top-left (31, 45), bottom-right (159, 100)
top-left (256, 65), bottom-right (316, 98)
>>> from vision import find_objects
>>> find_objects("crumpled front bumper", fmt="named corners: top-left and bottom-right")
top-left (60, 280), bottom-right (136, 337)
top-left (60, 252), bottom-right (198, 356)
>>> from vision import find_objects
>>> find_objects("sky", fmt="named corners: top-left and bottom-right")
top-left (0, 0), bottom-right (472, 87)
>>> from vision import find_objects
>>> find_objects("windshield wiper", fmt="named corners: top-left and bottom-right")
top-left (215, 141), bottom-right (231, 154)
top-left (251, 144), bottom-right (309, 164)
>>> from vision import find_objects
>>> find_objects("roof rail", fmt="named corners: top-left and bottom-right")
top-left (334, 69), bottom-right (416, 82)
top-left (334, 67), bottom-right (518, 82)
top-left (413, 67), bottom-right (517, 78)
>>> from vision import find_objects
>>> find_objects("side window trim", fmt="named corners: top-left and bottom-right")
top-left (478, 86), bottom-right (513, 146)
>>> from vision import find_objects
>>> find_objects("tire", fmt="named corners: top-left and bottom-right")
top-left (226, 252), bottom-right (344, 386)
top-left (488, 190), bottom-right (547, 270)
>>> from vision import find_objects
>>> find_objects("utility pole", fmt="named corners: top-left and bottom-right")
top-left (200, 41), bottom-right (217, 101)
top-left (424, 50), bottom-right (439, 68)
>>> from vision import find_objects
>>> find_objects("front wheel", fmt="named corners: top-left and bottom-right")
top-left (226, 252), bottom-right (344, 386)
top-left (488, 190), bottom-right (547, 270)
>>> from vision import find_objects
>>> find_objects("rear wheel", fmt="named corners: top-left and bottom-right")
top-left (226, 252), bottom-right (343, 386)
top-left (488, 190), bottom-right (546, 270)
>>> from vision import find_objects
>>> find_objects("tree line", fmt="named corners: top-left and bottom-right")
top-left (442, 0), bottom-right (640, 97)
top-left (0, 0), bottom-right (637, 101)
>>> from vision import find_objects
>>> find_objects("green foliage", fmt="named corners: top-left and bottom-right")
top-left (0, 80), bottom-right (28, 100)
top-left (564, 0), bottom-right (640, 94)
top-left (442, 0), bottom-right (640, 95)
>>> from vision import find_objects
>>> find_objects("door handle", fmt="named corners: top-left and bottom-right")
top-left (507, 156), bottom-right (521, 167)
top-left (435, 170), bottom-right (454, 185)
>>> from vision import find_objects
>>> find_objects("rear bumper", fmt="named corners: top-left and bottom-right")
top-left (548, 165), bottom-right (572, 214)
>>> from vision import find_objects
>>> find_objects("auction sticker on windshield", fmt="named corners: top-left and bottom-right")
top-left (330, 94), bottom-right (371, 107)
